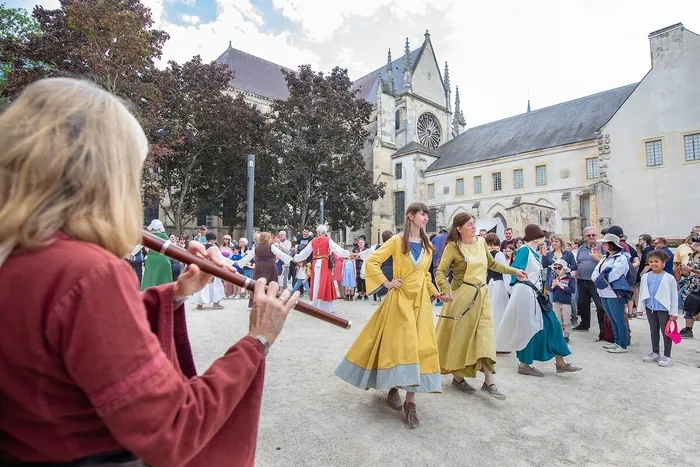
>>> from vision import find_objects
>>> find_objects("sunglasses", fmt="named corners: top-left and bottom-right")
top-left (553, 266), bottom-right (563, 270)
top-left (585, 234), bottom-right (596, 237)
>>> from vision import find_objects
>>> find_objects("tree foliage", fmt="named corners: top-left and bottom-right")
top-left (143, 56), bottom-right (270, 233)
top-left (0, 0), bottom-right (168, 100)
top-left (269, 65), bottom-right (385, 232)
top-left (0, 3), bottom-right (42, 102)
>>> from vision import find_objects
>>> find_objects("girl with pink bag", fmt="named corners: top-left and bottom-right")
top-left (639, 249), bottom-right (679, 367)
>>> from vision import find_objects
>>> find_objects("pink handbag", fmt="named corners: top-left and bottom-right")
top-left (665, 320), bottom-right (682, 344)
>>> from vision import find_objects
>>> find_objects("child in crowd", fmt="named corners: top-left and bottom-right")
top-left (639, 249), bottom-right (678, 367)
top-left (292, 261), bottom-right (310, 297)
top-left (341, 253), bottom-right (357, 300)
top-left (548, 258), bottom-right (576, 343)
top-left (229, 246), bottom-right (243, 299)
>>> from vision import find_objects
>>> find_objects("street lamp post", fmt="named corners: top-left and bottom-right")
top-left (320, 198), bottom-right (325, 225)
top-left (246, 154), bottom-right (255, 242)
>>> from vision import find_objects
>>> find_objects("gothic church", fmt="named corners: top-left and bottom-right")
top-left (215, 30), bottom-right (462, 243)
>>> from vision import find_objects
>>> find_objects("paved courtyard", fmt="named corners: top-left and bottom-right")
top-left (186, 297), bottom-right (700, 467)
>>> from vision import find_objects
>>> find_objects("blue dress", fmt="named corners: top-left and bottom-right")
top-left (341, 259), bottom-right (356, 288)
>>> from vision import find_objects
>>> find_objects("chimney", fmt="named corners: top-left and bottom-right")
top-left (648, 23), bottom-right (685, 69)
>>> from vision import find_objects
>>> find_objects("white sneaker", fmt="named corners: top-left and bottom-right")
top-left (607, 346), bottom-right (627, 354)
top-left (642, 351), bottom-right (660, 363)
top-left (603, 343), bottom-right (618, 350)
top-left (657, 356), bottom-right (673, 367)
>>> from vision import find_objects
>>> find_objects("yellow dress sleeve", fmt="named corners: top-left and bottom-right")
top-left (436, 243), bottom-right (457, 294)
top-left (483, 239), bottom-right (519, 275)
top-left (426, 257), bottom-right (439, 298)
top-left (365, 235), bottom-right (399, 294)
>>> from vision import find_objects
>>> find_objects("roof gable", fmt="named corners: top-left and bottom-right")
top-left (352, 48), bottom-right (421, 103)
top-left (426, 83), bottom-right (639, 172)
top-left (215, 44), bottom-right (291, 100)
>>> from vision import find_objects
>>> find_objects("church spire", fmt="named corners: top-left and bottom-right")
top-left (453, 85), bottom-right (466, 130)
top-left (444, 61), bottom-right (450, 93)
top-left (527, 99), bottom-right (531, 113)
top-left (386, 48), bottom-right (395, 93)
top-left (402, 38), bottom-right (412, 93)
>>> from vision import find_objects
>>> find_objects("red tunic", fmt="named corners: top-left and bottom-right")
top-left (0, 234), bottom-right (265, 467)
top-left (309, 236), bottom-right (337, 302)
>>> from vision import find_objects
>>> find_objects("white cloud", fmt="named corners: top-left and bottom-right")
top-left (179, 13), bottom-right (201, 25)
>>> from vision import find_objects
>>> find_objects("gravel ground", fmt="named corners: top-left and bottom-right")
top-left (186, 296), bottom-right (700, 467)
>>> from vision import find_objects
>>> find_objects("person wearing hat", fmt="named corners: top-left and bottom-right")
top-left (547, 258), bottom-right (576, 343)
top-left (591, 233), bottom-right (631, 353)
top-left (141, 219), bottom-right (174, 290)
top-left (195, 225), bottom-right (208, 243)
top-left (496, 224), bottom-right (582, 377)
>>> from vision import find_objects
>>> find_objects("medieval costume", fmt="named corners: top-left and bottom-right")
top-left (0, 233), bottom-right (266, 466)
top-left (488, 249), bottom-right (512, 351)
top-left (435, 238), bottom-right (519, 379)
top-left (293, 228), bottom-right (349, 313)
top-left (335, 234), bottom-right (441, 393)
top-left (140, 219), bottom-right (173, 290)
top-left (238, 241), bottom-right (292, 308)
top-left (496, 235), bottom-right (579, 375)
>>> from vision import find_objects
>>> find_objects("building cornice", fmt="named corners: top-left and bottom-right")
top-left (425, 139), bottom-right (597, 177)
top-left (426, 185), bottom-right (592, 208)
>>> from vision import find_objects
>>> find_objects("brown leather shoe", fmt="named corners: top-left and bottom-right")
top-left (403, 402), bottom-right (419, 428)
top-left (386, 388), bottom-right (402, 411)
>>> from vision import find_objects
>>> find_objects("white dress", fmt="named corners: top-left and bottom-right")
top-left (495, 246), bottom-right (544, 352)
top-left (488, 251), bottom-right (511, 351)
top-left (190, 278), bottom-right (225, 306)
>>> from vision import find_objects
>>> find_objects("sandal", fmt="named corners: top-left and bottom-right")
top-left (480, 383), bottom-right (506, 400)
top-left (517, 365), bottom-right (544, 377)
top-left (213, 304), bottom-right (224, 310)
top-left (403, 402), bottom-right (419, 429)
top-left (386, 388), bottom-right (403, 411)
top-left (556, 363), bottom-right (582, 374)
top-left (451, 378), bottom-right (476, 394)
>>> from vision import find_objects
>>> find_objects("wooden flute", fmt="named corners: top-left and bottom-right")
top-left (141, 231), bottom-right (352, 330)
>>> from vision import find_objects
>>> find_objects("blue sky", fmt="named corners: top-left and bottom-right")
top-left (6, 0), bottom-right (700, 126)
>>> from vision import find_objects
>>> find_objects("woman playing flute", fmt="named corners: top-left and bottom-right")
top-left (0, 78), bottom-right (298, 467)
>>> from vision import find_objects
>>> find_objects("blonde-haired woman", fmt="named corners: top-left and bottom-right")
top-left (0, 78), bottom-right (297, 466)
top-left (237, 231), bottom-right (292, 309)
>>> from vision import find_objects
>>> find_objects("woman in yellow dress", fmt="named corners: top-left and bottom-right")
top-left (335, 202), bottom-right (439, 429)
top-left (436, 213), bottom-right (526, 399)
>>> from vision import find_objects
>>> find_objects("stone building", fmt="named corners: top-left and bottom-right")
top-left (212, 30), bottom-right (462, 243)
top-left (423, 22), bottom-right (699, 241)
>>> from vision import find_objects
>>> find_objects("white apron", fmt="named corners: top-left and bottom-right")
top-left (495, 246), bottom-right (544, 351)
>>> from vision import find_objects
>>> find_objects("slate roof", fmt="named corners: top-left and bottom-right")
top-left (352, 48), bottom-right (421, 103)
top-left (215, 43), bottom-right (291, 100)
top-left (393, 141), bottom-right (440, 158)
top-left (425, 83), bottom-right (638, 172)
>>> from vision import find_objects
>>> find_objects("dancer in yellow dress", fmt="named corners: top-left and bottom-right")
top-left (436, 213), bottom-right (526, 399)
top-left (335, 202), bottom-right (439, 428)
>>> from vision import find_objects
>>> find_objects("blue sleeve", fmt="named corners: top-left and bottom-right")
top-left (563, 276), bottom-right (576, 294)
top-left (565, 251), bottom-right (578, 271)
top-left (510, 248), bottom-right (529, 286)
top-left (541, 251), bottom-right (551, 268)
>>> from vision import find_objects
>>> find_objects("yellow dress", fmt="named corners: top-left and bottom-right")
top-left (435, 238), bottom-right (519, 378)
top-left (334, 234), bottom-right (441, 393)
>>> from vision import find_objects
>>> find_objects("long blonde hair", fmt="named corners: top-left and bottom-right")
top-left (0, 78), bottom-right (149, 261)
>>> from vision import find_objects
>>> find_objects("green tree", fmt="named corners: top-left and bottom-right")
top-left (0, 3), bottom-right (42, 102)
top-left (144, 56), bottom-right (271, 233)
top-left (269, 65), bottom-right (385, 231)
top-left (0, 0), bottom-right (168, 100)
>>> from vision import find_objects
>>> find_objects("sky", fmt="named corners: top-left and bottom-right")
top-left (6, 0), bottom-right (700, 126)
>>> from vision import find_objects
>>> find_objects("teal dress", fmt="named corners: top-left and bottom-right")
top-left (140, 232), bottom-right (174, 290)
top-left (510, 247), bottom-right (571, 365)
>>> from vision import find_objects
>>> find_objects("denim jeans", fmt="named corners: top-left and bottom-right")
top-left (601, 297), bottom-right (629, 349)
top-left (571, 287), bottom-right (578, 320)
top-left (292, 278), bottom-right (310, 294)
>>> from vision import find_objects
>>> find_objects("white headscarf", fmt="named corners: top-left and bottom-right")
top-left (147, 219), bottom-right (164, 232)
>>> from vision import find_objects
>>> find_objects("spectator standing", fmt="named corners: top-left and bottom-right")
top-left (500, 228), bottom-right (516, 252)
top-left (573, 227), bottom-right (606, 339)
top-left (654, 238), bottom-right (674, 274)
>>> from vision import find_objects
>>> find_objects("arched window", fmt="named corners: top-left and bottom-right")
top-left (395, 110), bottom-right (400, 130)
top-left (493, 212), bottom-right (507, 229)
top-left (416, 113), bottom-right (441, 149)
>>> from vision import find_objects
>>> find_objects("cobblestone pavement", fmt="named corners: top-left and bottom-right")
top-left (186, 296), bottom-right (700, 467)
